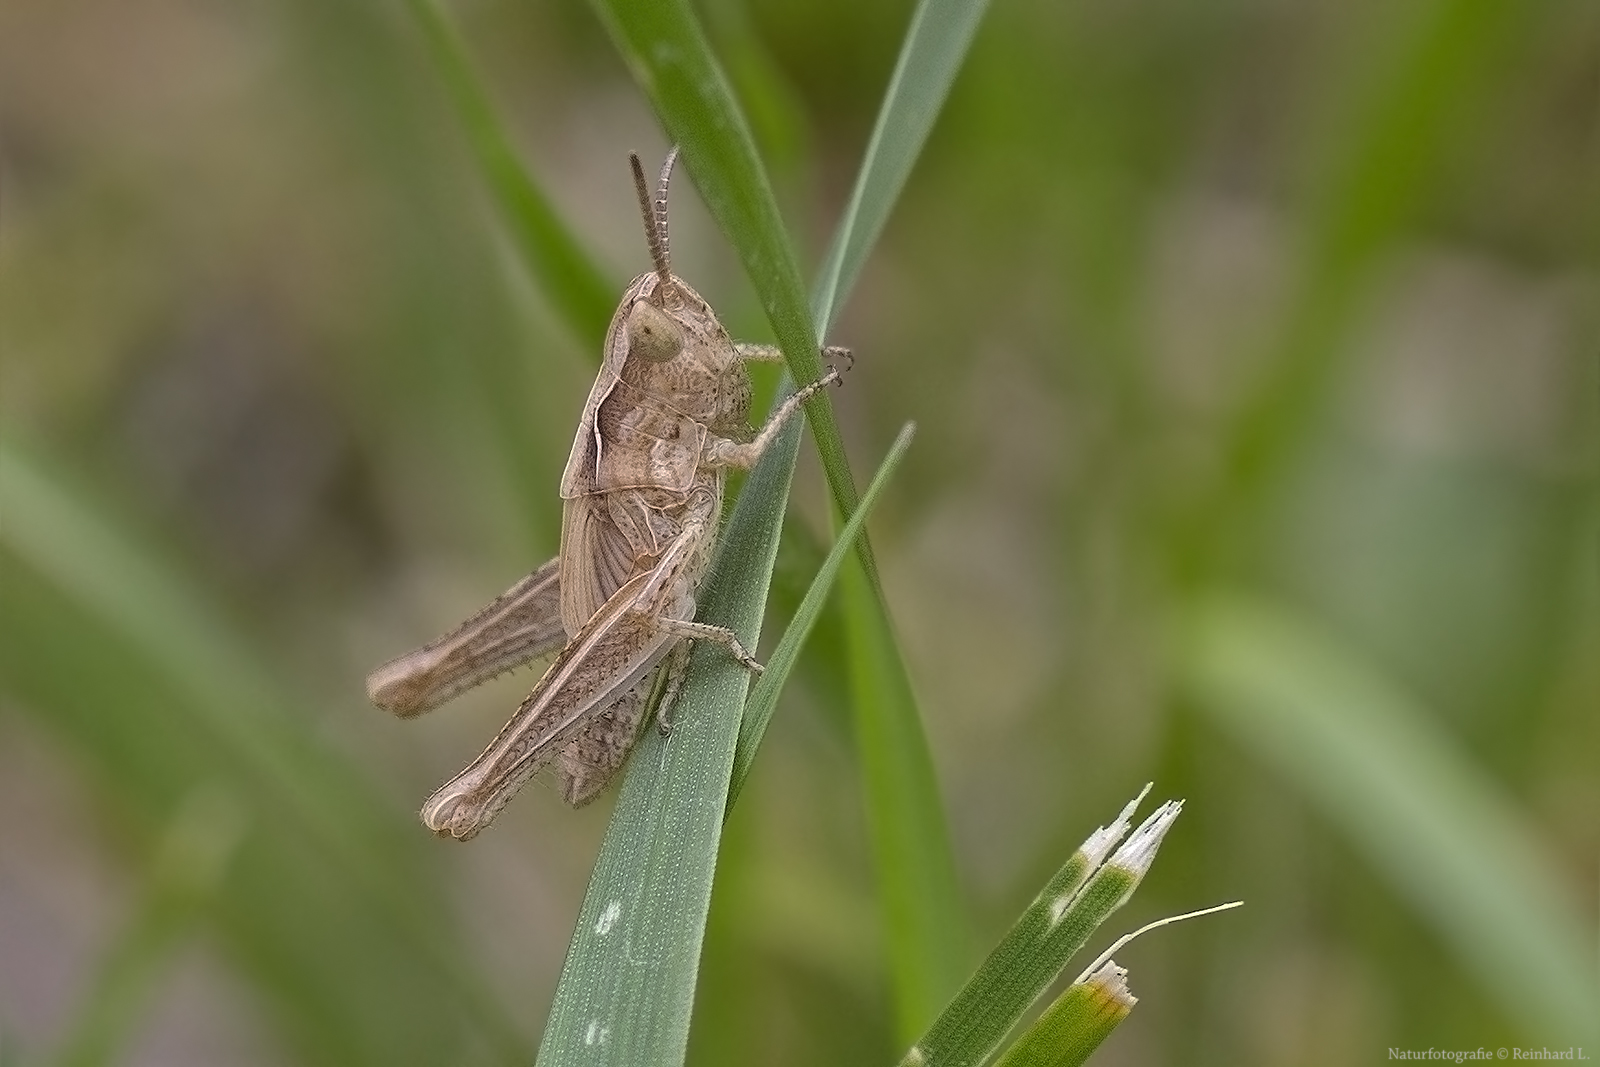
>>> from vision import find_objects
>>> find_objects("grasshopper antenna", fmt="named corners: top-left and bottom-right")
top-left (630, 148), bottom-right (679, 300)
top-left (654, 146), bottom-right (678, 261)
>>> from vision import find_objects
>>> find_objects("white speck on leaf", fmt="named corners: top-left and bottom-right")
top-left (595, 900), bottom-right (622, 935)
top-left (1048, 892), bottom-right (1073, 928)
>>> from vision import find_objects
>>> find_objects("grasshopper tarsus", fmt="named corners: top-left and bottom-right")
top-left (822, 345), bottom-right (855, 379)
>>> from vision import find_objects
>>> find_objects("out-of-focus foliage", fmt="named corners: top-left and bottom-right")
top-left (0, 0), bottom-right (1594, 1064)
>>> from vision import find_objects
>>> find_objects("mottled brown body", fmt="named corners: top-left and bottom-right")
top-left (557, 270), bottom-right (751, 635)
top-left (365, 149), bottom-right (847, 838)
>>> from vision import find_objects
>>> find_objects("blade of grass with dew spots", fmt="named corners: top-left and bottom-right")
top-left (403, 0), bottom-right (616, 348)
top-left (1178, 592), bottom-right (1599, 1041)
top-left (588, 0), bottom-right (988, 1048)
top-left (727, 422), bottom-right (917, 812)
top-left (0, 440), bottom-right (528, 1066)
top-left (533, 387), bottom-right (804, 1066)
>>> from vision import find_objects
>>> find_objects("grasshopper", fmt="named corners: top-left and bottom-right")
top-left (366, 149), bottom-right (848, 839)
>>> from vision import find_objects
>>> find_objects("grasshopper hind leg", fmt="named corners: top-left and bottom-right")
top-left (557, 682), bottom-right (650, 807)
top-left (555, 640), bottom-right (692, 805)
top-left (649, 639), bottom-right (693, 735)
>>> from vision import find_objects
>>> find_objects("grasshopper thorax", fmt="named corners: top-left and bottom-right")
top-left (619, 272), bottom-right (751, 437)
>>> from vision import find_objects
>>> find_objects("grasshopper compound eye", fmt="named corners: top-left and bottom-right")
top-left (626, 300), bottom-right (685, 363)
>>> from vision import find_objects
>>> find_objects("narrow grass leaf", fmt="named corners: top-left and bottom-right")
top-left (405, 0), bottom-right (616, 346)
top-left (700, 0), bottom-right (812, 177)
top-left (811, 0), bottom-right (991, 338)
top-left (728, 422), bottom-right (917, 812)
top-left (1179, 593), bottom-right (1599, 1041)
top-left (816, 0), bottom-right (992, 1038)
top-left (810, 0), bottom-right (991, 1036)
top-left (842, 552), bottom-right (967, 1043)
top-left (990, 963), bottom-right (1135, 1067)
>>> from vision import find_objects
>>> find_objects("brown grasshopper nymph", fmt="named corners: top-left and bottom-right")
top-left (366, 148), bottom-right (849, 839)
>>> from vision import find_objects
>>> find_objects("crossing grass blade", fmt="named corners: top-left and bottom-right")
top-left (808, 0), bottom-right (992, 1035)
top-left (810, 0), bottom-right (992, 340)
top-left (727, 422), bottom-right (917, 812)
top-left (404, 0), bottom-right (616, 347)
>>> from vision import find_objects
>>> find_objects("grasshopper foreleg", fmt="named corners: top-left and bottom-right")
top-left (705, 356), bottom-right (852, 471)
top-left (734, 343), bottom-right (854, 371)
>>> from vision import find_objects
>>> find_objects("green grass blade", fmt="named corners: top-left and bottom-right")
top-left (701, 0), bottom-right (812, 177)
top-left (728, 422), bottom-right (917, 811)
top-left (841, 550), bottom-right (968, 1042)
top-left (990, 965), bottom-right (1135, 1067)
top-left (404, 0), bottom-right (616, 346)
top-left (534, 393), bottom-right (804, 1067)
top-left (0, 440), bottom-right (527, 1066)
top-left (810, 0), bottom-right (991, 338)
top-left (1178, 593), bottom-right (1599, 1041)
top-left (811, 0), bottom-right (991, 1036)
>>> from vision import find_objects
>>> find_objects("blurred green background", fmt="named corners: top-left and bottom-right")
top-left (1, 0), bottom-right (1595, 1065)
